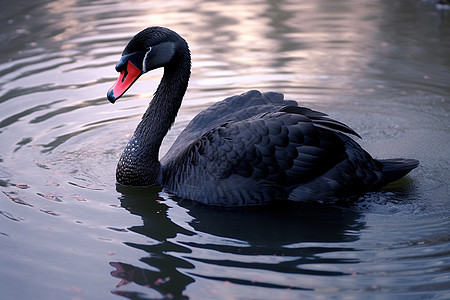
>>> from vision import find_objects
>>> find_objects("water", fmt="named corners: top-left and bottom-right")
top-left (0, 0), bottom-right (449, 299)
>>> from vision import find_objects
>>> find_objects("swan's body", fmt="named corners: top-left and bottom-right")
top-left (108, 27), bottom-right (418, 206)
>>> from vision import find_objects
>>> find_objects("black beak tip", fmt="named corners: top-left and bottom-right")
top-left (107, 90), bottom-right (116, 104)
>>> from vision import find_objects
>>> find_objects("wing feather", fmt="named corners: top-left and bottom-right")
top-left (160, 90), bottom-right (372, 205)
top-left (162, 107), bottom-right (355, 205)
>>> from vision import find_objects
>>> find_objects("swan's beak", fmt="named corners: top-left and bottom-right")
top-left (107, 60), bottom-right (143, 103)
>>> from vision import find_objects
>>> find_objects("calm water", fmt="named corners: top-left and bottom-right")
top-left (1, 0), bottom-right (449, 299)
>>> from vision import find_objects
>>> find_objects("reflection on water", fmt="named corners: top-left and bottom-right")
top-left (113, 188), bottom-right (364, 298)
top-left (0, 0), bottom-right (449, 299)
top-left (112, 189), bottom-right (195, 299)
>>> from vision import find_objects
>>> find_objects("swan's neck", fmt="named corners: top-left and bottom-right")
top-left (117, 52), bottom-right (191, 186)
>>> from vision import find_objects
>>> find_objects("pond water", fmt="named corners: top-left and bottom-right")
top-left (1, 0), bottom-right (449, 299)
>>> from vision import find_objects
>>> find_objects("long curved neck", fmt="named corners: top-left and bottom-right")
top-left (116, 49), bottom-right (191, 186)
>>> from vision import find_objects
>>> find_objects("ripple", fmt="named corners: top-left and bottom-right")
top-left (2, 191), bottom-right (33, 207)
top-left (0, 210), bottom-right (22, 221)
top-left (39, 208), bottom-right (60, 216)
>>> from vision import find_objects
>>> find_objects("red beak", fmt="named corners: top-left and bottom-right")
top-left (107, 60), bottom-right (143, 103)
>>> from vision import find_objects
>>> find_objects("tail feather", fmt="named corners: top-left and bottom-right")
top-left (378, 158), bottom-right (419, 183)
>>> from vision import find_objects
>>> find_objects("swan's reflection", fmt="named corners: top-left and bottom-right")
top-left (110, 187), bottom-right (194, 299)
top-left (111, 188), bottom-right (365, 299)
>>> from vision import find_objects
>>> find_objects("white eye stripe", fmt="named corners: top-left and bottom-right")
top-left (142, 47), bottom-right (152, 73)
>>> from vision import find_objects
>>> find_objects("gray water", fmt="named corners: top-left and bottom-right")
top-left (1, 0), bottom-right (449, 299)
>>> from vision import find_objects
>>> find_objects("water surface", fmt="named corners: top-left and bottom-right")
top-left (0, 0), bottom-right (449, 299)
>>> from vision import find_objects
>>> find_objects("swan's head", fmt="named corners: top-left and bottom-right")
top-left (107, 27), bottom-right (186, 103)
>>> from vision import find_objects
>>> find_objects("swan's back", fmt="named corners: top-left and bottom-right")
top-left (160, 90), bottom-right (418, 206)
top-left (161, 90), bottom-right (297, 164)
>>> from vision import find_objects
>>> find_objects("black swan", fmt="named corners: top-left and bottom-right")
top-left (107, 26), bottom-right (419, 206)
